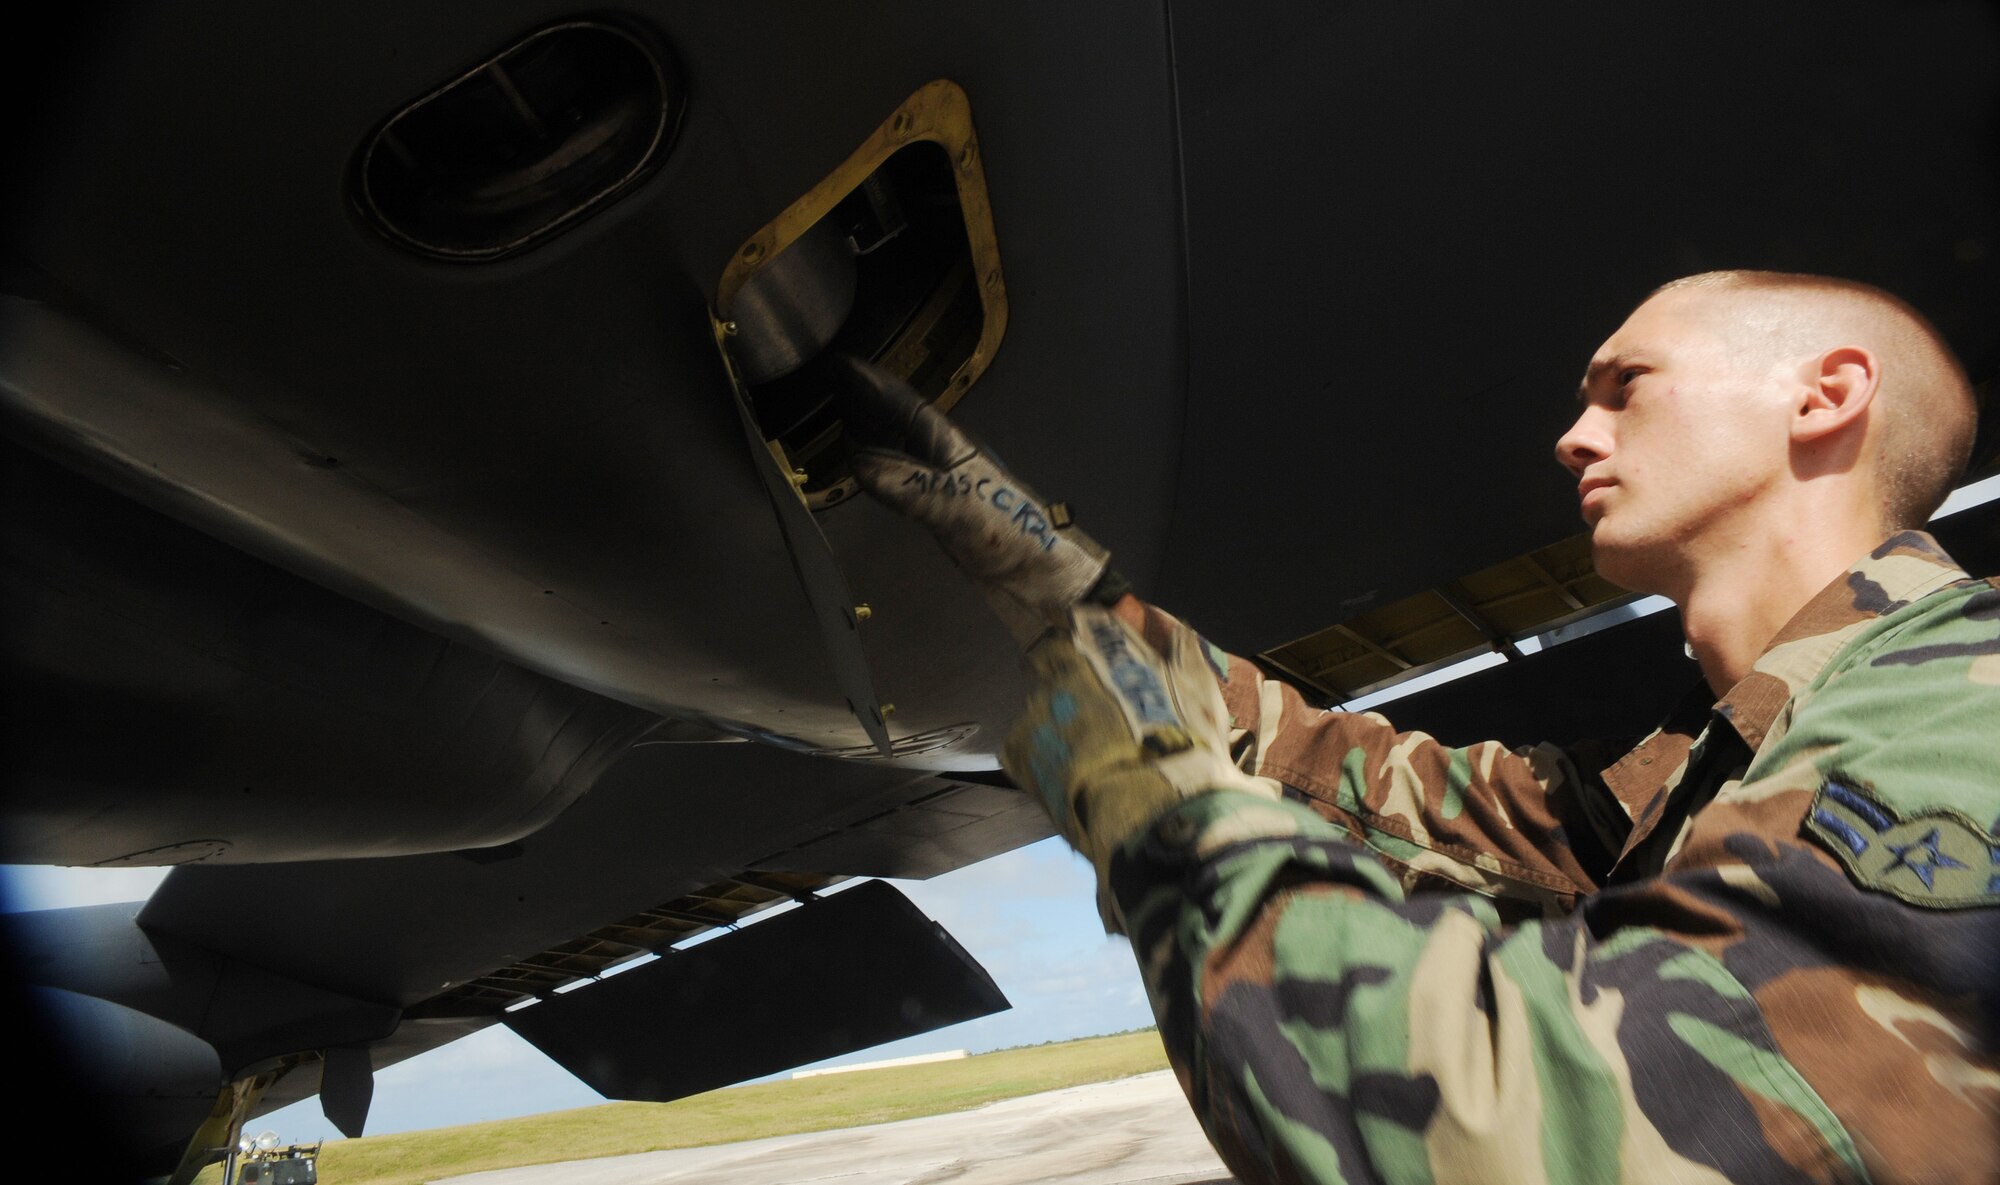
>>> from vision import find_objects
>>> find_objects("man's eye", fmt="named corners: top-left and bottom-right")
top-left (1618, 368), bottom-right (1642, 386)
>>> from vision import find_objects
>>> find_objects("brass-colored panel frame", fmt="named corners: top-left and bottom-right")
top-left (715, 77), bottom-right (1008, 423)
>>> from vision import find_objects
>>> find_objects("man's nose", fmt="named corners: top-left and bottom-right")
top-left (1555, 409), bottom-right (1610, 477)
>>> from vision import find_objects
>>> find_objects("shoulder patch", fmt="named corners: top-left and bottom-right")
top-left (1804, 779), bottom-right (2000, 909)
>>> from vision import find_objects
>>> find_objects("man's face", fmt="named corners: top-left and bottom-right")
top-left (1555, 290), bottom-right (1795, 594)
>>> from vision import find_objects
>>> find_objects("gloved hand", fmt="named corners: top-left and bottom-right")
top-left (1002, 604), bottom-right (1280, 923)
top-left (835, 355), bottom-right (1123, 644)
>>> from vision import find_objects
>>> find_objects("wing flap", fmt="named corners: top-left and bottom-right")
top-left (504, 880), bottom-right (1007, 1101)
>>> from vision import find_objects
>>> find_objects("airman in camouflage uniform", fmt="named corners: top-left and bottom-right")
top-left (858, 271), bottom-right (1998, 1183)
top-left (1056, 534), bottom-right (1999, 1185)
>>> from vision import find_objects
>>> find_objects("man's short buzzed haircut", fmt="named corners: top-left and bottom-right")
top-left (1650, 270), bottom-right (1979, 530)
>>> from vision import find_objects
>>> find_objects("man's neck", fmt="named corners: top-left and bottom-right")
top-left (1676, 512), bottom-right (1885, 698)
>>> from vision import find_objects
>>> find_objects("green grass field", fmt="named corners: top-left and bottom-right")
top-left (214, 1030), bottom-right (1170, 1185)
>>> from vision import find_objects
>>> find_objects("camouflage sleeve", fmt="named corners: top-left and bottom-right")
top-left (1134, 604), bottom-right (1632, 916)
top-left (1112, 794), bottom-right (1887, 1185)
top-left (1110, 580), bottom-right (2000, 1185)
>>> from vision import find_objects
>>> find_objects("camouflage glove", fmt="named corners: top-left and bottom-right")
top-left (836, 355), bottom-right (1120, 645)
top-left (1002, 605), bottom-right (1279, 920)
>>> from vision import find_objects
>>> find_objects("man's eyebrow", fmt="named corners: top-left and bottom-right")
top-left (1576, 352), bottom-right (1640, 401)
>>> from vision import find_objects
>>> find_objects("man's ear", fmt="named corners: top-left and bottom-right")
top-left (1792, 345), bottom-right (1879, 445)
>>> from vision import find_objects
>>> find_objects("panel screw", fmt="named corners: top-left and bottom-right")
top-left (984, 269), bottom-right (1000, 290)
top-left (789, 469), bottom-right (809, 486)
top-left (958, 143), bottom-right (976, 171)
top-left (890, 110), bottom-right (914, 138)
top-left (741, 241), bottom-right (765, 264)
top-left (722, 321), bottom-right (739, 336)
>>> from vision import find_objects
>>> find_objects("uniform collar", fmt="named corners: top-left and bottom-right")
top-left (1712, 531), bottom-right (1966, 752)
top-left (1602, 531), bottom-right (1965, 877)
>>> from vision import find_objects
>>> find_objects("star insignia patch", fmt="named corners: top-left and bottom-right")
top-left (1804, 779), bottom-right (2000, 909)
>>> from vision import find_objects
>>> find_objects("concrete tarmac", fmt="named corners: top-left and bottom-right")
top-left (437, 1070), bottom-right (1236, 1185)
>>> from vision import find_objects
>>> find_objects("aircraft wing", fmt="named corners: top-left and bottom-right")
top-left (10, 733), bottom-right (1043, 1174)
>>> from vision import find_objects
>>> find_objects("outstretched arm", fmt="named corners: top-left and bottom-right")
top-left (840, 366), bottom-right (1631, 912)
top-left (1119, 595), bottom-right (1637, 916)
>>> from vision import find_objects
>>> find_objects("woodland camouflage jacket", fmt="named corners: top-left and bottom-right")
top-left (1111, 531), bottom-right (2000, 1184)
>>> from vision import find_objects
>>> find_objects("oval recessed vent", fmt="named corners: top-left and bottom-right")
top-left (353, 21), bottom-right (681, 261)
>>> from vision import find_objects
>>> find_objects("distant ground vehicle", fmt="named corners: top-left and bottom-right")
top-left (235, 1134), bottom-right (319, 1185)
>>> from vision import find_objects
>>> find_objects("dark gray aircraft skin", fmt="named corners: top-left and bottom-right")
top-left (4, 2), bottom-right (1996, 1178)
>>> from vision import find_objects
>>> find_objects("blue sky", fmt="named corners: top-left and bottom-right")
top-left (1, 835), bottom-right (1157, 1140)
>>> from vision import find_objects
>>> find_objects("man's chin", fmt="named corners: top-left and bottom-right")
top-left (1586, 529), bottom-right (1663, 595)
